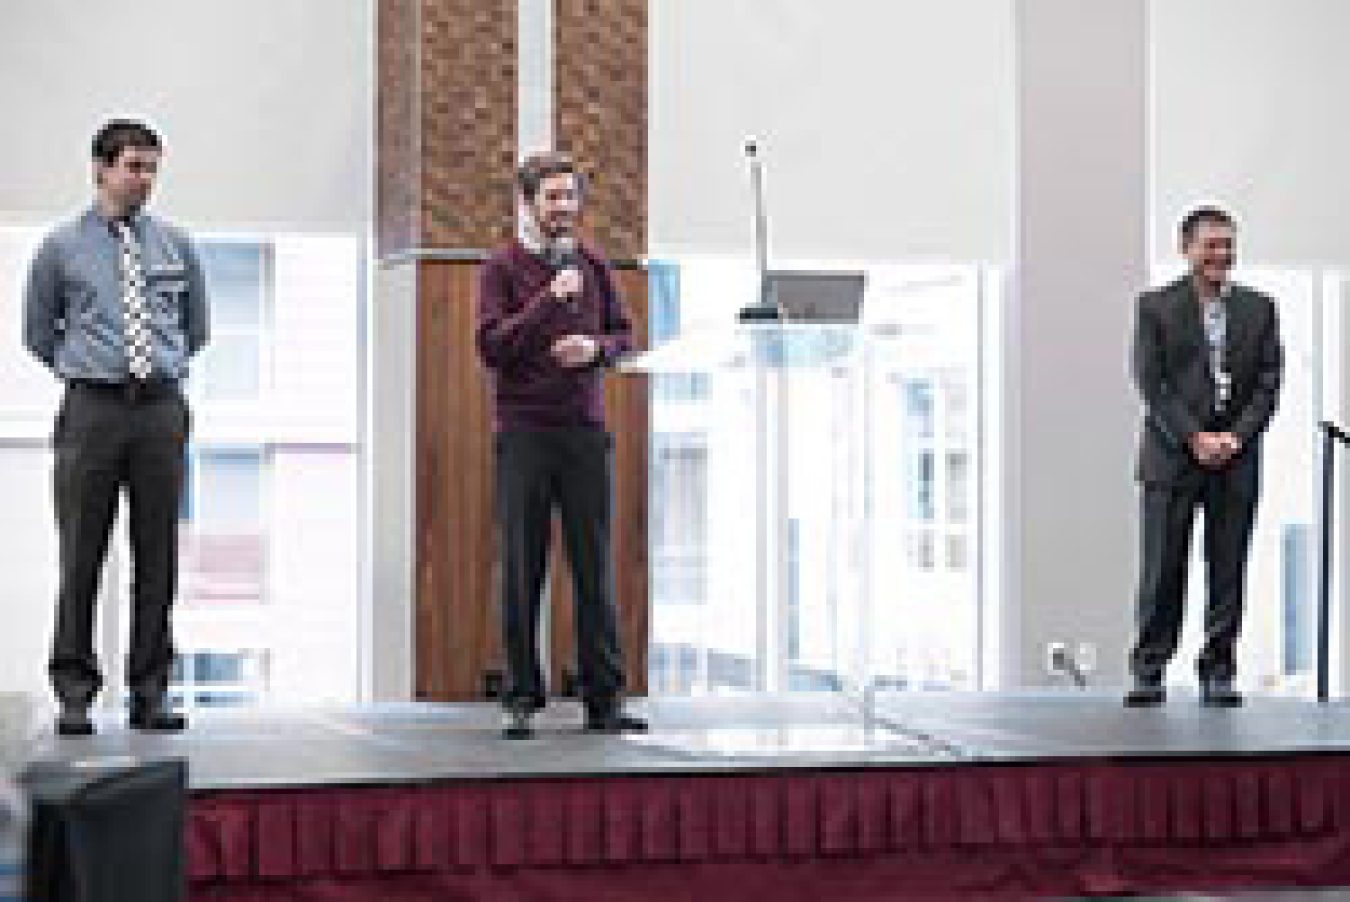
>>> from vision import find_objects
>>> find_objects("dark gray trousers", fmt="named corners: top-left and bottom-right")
top-left (1129, 465), bottom-right (1259, 683)
top-left (49, 381), bottom-right (189, 708)
top-left (494, 427), bottom-right (625, 714)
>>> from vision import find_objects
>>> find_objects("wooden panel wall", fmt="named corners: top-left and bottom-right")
top-left (375, 0), bottom-right (420, 256)
top-left (415, 260), bottom-right (648, 701)
top-left (418, 0), bottom-right (518, 250)
top-left (413, 261), bottom-right (498, 701)
top-left (555, 0), bottom-right (647, 260)
top-left (376, 0), bottom-right (517, 255)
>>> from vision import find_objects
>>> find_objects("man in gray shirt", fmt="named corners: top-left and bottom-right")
top-left (23, 120), bottom-right (209, 735)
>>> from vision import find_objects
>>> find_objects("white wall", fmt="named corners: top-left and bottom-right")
top-left (0, 0), bottom-right (372, 231)
top-left (1152, 0), bottom-right (1350, 267)
top-left (649, 0), bottom-right (1014, 263)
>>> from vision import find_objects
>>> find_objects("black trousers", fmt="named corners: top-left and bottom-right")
top-left (494, 427), bottom-right (625, 713)
top-left (49, 381), bottom-right (189, 708)
top-left (1129, 463), bottom-right (1260, 683)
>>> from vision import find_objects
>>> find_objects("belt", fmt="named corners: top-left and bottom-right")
top-left (67, 378), bottom-right (181, 403)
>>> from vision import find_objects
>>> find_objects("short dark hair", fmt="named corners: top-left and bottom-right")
top-left (91, 120), bottom-right (161, 165)
top-left (1179, 206), bottom-right (1236, 246)
top-left (516, 151), bottom-right (586, 201)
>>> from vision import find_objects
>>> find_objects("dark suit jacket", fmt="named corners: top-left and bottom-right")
top-left (1132, 276), bottom-right (1283, 487)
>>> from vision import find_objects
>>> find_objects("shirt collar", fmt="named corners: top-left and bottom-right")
top-left (84, 204), bottom-right (146, 234)
top-left (1189, 276), bottom-right (1233, 306)
top-left (517, 213), bottom-right (583, 265)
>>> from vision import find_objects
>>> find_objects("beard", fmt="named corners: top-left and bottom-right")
top-left (542, 220), bottom-right (574, 242)
top-left (1201, 264), bottom-right (1231, 284)
top-left (117, 186), bottom-right (151, 215)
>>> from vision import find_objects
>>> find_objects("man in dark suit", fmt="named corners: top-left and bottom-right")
top-left (1125, 207), bottom-right (1282, 709)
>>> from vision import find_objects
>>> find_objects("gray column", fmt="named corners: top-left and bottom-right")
top-left (1001, 0), bottom-right (1148, 688)
top-left (369, 262), bottom-right (418, 702)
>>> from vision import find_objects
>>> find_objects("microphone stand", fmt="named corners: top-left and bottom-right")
top-left (739, 139), bottom-right (780, 323)
top-left (735, 138), bottom-right (786, 691)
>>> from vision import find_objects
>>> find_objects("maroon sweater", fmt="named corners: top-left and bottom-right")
top-left (475, 241), bottom-right (633, 431)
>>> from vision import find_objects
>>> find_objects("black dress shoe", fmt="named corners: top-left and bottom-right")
top-left (1200, 677), bottom-right (1243, 708)
top-left (584, 709), bottom-right (648, 734)
top-left (129, 705), bottom-right (187, 732)
top-left (56, 707), bottom-right (95, 737)
top-left (501, 706), bottom-right (535, 740)
top-left (1123, 676), bottom-right (1165, 708)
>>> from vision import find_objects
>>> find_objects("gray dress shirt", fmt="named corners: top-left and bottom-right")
top-left (23, 207), bottom-right (210, 382)
top-left (1201, 284), bottom-right (1232, 413)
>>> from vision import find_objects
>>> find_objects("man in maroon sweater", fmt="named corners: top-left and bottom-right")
top-left (477, 152), bottom-right (647, 739)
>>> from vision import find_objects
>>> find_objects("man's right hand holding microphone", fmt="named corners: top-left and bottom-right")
top-left (549, 265), bottom-right (583, 302)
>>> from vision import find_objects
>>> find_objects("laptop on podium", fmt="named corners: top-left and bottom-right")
top-left (765, 271), bottom-right (866, 324)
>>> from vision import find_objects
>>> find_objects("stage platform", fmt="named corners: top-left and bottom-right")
top-left (21, 691), bottom-right (1350, 900)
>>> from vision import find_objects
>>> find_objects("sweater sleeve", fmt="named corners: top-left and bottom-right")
top-left (475, 256), bottom-right (563, 370)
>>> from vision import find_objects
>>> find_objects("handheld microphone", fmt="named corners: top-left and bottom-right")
top-left (546, 236), bottom-right (579, 270)
top-left (546, 236), bottom-right (580, 301)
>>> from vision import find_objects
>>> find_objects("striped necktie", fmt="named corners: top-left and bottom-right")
top-left (113, 220), bottom-right (153, 380)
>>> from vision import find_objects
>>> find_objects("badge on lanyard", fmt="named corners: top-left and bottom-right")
top-left (1204, 300), bottom-right (1230, 412)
